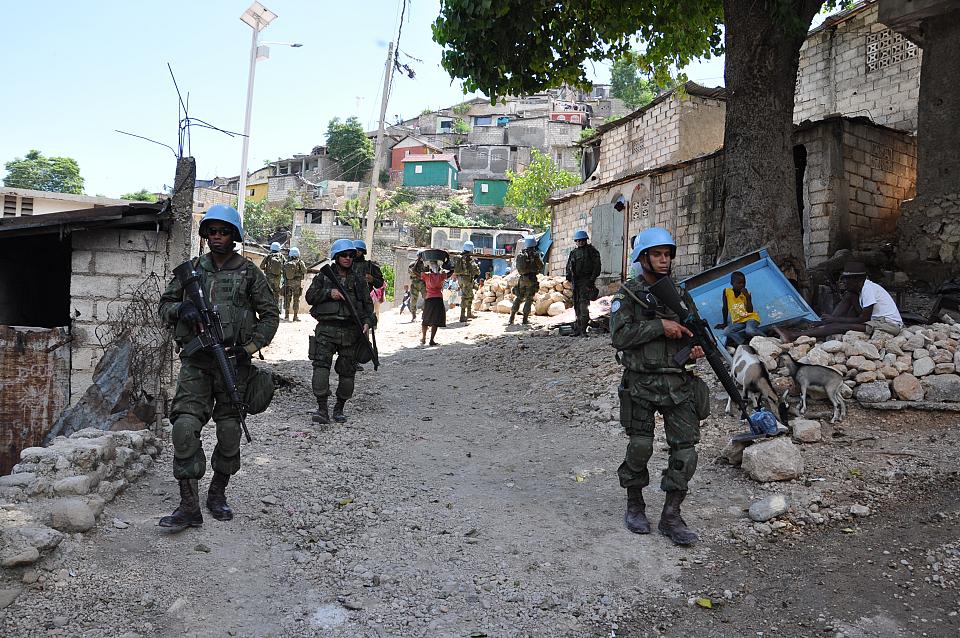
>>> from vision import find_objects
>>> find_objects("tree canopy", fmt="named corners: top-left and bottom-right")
top-left (4, 150), bottom-right (84, 194)
top-left (326, 117), bottom-right (374, 183)
top-left (504, 149), bottom-right (580, 229)
top-left (120, 189), bottom-right (158, 202)
top-left (433, 1), bottom-right (723, 98)
top-left (610, 52), bottom-right (658, 110)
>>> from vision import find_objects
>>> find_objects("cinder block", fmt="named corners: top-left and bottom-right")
top-left (71, 298), bottom-right (96, 321)
top-left (72, 230), bottom-right (120, 251)
top-left (71, 274), bottom-right (119, 298)
top-left (94, 250), bottom-right (146, 276)
top-left (119, 229), bottom-right (166, 252)
top-left (71, 250), bottom-right (94, 273)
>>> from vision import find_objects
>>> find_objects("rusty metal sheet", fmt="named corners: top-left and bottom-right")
top-left (0, 326), bottom-right (70, 475)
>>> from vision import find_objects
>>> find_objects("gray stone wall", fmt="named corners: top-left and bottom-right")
top-left (898, 193), bottom-right (960, 281)
top-left (794, 2), bottom-right (920, 131)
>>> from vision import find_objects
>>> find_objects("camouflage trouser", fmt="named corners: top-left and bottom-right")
top-left (170, 360), bottom-right (250, 480)
top-left (510, 277), bottom-right (538, 319)
top-left (267, 276), bottom-right (282, 302)
top-left (310, 322), bottom-right (359, 402)
top-left (410, 283), bottom-right (423, 315)
top-left (284, 284), bottom-right (303, 317)
top-left (617, 370), bottom-right (709, 492)
top-left (572, 281), bottom-right (593, 330)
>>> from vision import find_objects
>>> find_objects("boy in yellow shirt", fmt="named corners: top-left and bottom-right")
top-left (715, 271), bottom-right (763, 346)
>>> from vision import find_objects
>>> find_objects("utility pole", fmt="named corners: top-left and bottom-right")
top-left (365, 41), bottom-right (394, 250)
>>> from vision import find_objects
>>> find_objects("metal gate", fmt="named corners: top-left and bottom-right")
top-left (0, 326), bottom-right (70, 474)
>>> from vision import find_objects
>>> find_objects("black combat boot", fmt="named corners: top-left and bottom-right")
top-left (658, 490), bottom-right (698, 546)
top-left (206, 471), bottom-right (234, 521)
top-left (508, 311), bottom-right (516, 325)
top-left (624, 487), bottom-right (651, 534)
top-left (158, 479), bottom-right (203, 531)
top-left (332, 400), bottom-right (347, 423)
top-left (521, 315), bottom-right (530, 325)
top-left (284, 310), bottom-right (290, 321)
top-left (312, 399), bottom-right (330, 425)
top-left (467, 308), bottom-right (476, 319)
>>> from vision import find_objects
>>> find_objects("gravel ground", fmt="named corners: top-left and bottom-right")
top-left (1, 308), bottom-right (958, 637)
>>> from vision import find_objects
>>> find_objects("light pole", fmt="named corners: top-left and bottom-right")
top-left (237, 3), bottom-right (301, 224)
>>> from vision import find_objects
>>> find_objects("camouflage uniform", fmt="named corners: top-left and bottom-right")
top-left (610, 277), bottom-right (710, 494)
top-left (566, 243), bottom-right (602, 335)
top-left (509, 249), bottom-right (544, 324)
top-left (305, 264), bottom-right (376, 410)
top-left (408, 259), bottom-right (426, 320)
top-left (260, 252), bottom-right (284, 301)
top-left (159, 253), bottom-right (280, 481)
top-left (282, 257), bottom-right (307, 321)
top-left (453, 254), bottom-right (481, 322)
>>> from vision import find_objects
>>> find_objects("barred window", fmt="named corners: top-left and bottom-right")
top-left (866, 28), bottom-right (918, 73)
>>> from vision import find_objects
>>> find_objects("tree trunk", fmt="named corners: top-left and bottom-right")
top-left (720, 0), bottom-right (823, 288)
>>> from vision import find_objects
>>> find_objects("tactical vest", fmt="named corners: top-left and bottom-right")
top-left (454, 256), bottom-right (478, 278)
top-left (282, 259), bottom-right (305, 283)
top-left (174, 257), bottom-right (259, 349)
top-left (263, 254), bottom-right (283, 277)
top-left (616, 279), bottom-right (688, 373)
top-left (310, 270), bottom-right (366, 322)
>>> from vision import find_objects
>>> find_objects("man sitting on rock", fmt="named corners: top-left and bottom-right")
top-left (715, 270), bottom-right (764, 346)
top-left (775, 262), bottom-right (902, 342)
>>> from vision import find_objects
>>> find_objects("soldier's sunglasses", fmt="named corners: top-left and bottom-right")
top-left (206, 227), bottom-right (233, 237)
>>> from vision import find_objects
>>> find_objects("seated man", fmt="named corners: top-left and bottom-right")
top-left (715, 270), bottom-right (764, 346)
top-left (775, 261), bottom-right (902, 342)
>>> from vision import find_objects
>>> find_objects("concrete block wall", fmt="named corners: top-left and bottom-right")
top-left (794, 2), bottom-right (920, 132)
top-left (595, 97), bottom-right (684, 183)
top-left (840, 119), bottom-right (916, 245)
top-left (794, 127), bottom-right (840, 267)
top-left (69, 229), bottom-right (171, 403)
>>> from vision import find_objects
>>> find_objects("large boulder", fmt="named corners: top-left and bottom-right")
top-left (547, 302), bottom-right (566, 316)
top-left (741, 438), bottom-right (804, 482)
top-left (855, 381), bottom-right (892, 403)
top-left (892, 374), bottom-right (924, 401)
top-left (921, 374), bottom-right (960, 402)
top-left (495, 299), bottom-right (513, 314)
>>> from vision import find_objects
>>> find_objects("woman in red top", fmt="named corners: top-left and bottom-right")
top-left (419, 262), bottom-right (450, 346)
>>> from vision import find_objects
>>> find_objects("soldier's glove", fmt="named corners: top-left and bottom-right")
top-left (178, 301), bottom-right (201, 326)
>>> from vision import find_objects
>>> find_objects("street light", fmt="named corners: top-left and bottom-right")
top-left (236, 3), bottom-right (302, 223)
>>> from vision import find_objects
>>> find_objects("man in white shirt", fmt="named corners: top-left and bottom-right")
top-left (774, 261), bottom-right (903, 342)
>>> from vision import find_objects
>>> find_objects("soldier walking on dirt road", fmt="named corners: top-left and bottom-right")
top-left (610, 227), bottom-right (709, 546)
top-left (305, 239), bottom-right (376, 425)
top-left (158, 205), bottom-right (279, 531)
top-left (509, 237), bottom-right (543, 325)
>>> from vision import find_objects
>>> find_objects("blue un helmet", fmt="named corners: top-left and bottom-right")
top-left (199, 204), bottom-right (243, 240)
top-left (270, 242), bottom-right (281, 253)
top-left (573, 229), bottom-right (589, 241)
top-left (630, 227), bottom-right (676, 263)
top-left (748, 408), bottom-right (780, 436)
top-left (462, 240), bottom-right (475, 253)
top-left (289, 247), bottom-right (300, 258)
top-left (523, 237), bottom-right (537, 249)
top-left (353, 239), bottom-right (368, 254)
top-left (330, 238), bottom-right (357, 259)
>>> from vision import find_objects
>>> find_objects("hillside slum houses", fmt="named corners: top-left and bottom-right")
top-left (548, 0), bottom-right (947, 291)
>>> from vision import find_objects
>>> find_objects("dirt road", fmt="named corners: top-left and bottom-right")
top-left (2, 308), bottom-right (959, 637)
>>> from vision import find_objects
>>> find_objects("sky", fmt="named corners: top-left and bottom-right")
top-left (0, 0), bottom-right (727, 198)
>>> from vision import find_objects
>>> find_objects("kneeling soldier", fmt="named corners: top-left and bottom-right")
top-left (306, 239), bottom-right (376, 424)
top-left (158, 205), bottom-right (279, 531)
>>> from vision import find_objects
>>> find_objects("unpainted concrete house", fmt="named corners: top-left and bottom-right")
top-left (0, 199), bottom-right (173, 474)
top-left (549, 0), bottom-right (921, 284)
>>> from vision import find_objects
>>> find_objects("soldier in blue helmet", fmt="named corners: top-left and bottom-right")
top-left (158, 204), bottom-right (279, 531)
top-left (609, 227), bottom-right (709, 546)
top-left (305, 238), bottom-right (376, 424)
top-left (453, 240), bottom-right (481, 323)
top-left (508, 237), bottom-right (543, 325)
top-left (282, 246), bottom-right (307, 321)
top-left (565, 229), bottom-right (602, 336)
top-left (259, 241), bottom-right (284, 302)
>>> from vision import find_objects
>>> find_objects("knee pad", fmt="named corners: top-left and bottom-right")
top-left (669, 443), bottom-right (698, 478)
top-left (172, 414), bottom-right (204, 454)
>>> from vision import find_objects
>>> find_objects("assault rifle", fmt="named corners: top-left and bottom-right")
top-left (647, 276), bottom-right (753, 422)
top-left (173, 260), bottom-right (252, 443)
top-left (319, 262), bottom-right (379, 371)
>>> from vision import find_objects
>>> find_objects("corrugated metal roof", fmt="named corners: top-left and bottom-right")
top-left (0, 200), bottom-right (170, 237)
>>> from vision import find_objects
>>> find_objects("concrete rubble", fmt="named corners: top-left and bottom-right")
top-left (0, 427), bottom-right (160, 572)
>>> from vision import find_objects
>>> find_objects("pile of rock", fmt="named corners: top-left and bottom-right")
top-left (749, 318), bottom-right (960, 405)
top-left (473, 274), bottom-right (573, 316)
top-left (0, 427), bottom-right (161, 571)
